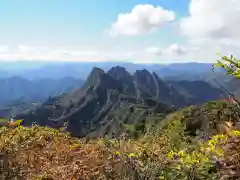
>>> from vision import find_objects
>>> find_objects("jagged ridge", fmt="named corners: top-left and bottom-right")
top-left (13, 66), bottom-right (224, 138)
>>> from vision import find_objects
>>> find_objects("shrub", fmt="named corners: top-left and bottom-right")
top-left (0, 125), bottom-right (118, 180)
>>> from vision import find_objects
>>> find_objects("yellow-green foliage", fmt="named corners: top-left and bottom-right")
top-left (1, 122), bottom-right (240, 179)
top-left (1, 98), bottom-right (240, 180)
top-left (14, 119), bottom-right (23, 126)
top-left (0, 125), bottom-right (120, 180)
top-left (167, 131), bottom-right (240, 180)
top-left (213, 54), bottom-right (240, 78)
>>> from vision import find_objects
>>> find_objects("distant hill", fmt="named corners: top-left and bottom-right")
top-left (0, 61), bottom-right (151, 80)
top-left (0, 61), bottom-right (219, 81)
top-left (223, 78), bottom-right (240, 93)
top-left (10, 66), bottom-right (225, 138)
top-left (0, 77), bottom-right (84, 107)
top-left (166, 80), bottom-right (226, 103)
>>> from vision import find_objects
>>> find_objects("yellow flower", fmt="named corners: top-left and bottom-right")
top-left (115, 151), bottom-right (121, 155)
top-left (159, 176), bottom-right (165, 180)
top-left (175, 164), bottom-right (181, 170)
top-left (128, 153), bottom-right (137, 157)
top-left (71, 143), bottom-right (81, 149)
top-left (178, 150), bottom-right (185, 157)
top-left (14, 119), bottom-right (23, 126)
top-left (231, 130), bottom-right (240, 136)
top-left (167, 151), bottom-right (174, 158)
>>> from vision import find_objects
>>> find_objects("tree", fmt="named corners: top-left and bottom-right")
top-left (213, 54), bottom-right (240, 78)
top-left (213, 54), bottom-right (240, 107)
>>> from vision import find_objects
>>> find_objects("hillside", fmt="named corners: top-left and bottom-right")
top-left (10, 66), bottom-right (224, 138)
top-left (166, 80), bottom-right (226, 104)
top-left (1, 99), bottom-right (240, 179)
top-left (158, 100), bottom-right (240, 137)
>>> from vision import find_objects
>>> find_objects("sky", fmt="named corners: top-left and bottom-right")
top-left (0, 0), bottom-right (239, 63)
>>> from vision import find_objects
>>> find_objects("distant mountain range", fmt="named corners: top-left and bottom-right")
top-left (0, 61), bottom-right (225, 81)
top-left (0, 77), bottom-right (84, 107)
top-left (9, 66), bottom-right (225, 138)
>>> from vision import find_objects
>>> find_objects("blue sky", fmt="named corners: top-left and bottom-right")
top-left (0, 0), bottom-right (238, 63)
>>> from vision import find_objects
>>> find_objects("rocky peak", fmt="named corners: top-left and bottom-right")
top-left (108, 66), bottom-right (131, 80)
top-left (108, 66), bottom-right (136, 95)
top-left (81, 67), bottom-right (105, 90)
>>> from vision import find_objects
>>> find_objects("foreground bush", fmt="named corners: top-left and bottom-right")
top-left (218, 131), bottom-right (240, 180)
top-left (0, 125), bottom-right (121, 180)
top-left (0, 123), bottom-right (240, 180)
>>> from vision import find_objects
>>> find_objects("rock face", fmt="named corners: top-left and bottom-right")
top-left (13, 67), bottom-right (224, 138)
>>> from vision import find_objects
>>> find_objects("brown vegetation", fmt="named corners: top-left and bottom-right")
top-left (219, 133), bottom-right (240, 180)
top-left (0, 119), bottom-right (240, 180)
top-left (0, 126), bottom-right (115, 180)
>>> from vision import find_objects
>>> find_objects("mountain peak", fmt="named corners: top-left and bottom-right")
top-left (9, 65), bottom-right (225, 138)
top-left (134, 69), bottom-right (154, 85)
top-left (81, 67), bottom-right (105, 91)
top-left (108, 66), bottom-right (132, 80)
top-left (135, 69), bottom-right (151, 75)
top-left (91, 67), bottom-right (105, 76)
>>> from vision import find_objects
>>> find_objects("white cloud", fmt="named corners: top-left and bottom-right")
top-left (103, 51), bottom-right (137, 60)
top-left (166, 44), bottom-right (186, 55)
top-left (145, 47), bottom-right (162, 56)
top-left (0, 46), bottom-right (140, 62)
top-left (49, 50), bottom-right (98, 57)
top-left (145, 44), bottom-right (186, 57)
top-left (0, 43), bottom-right (228, 63)
top-left (139, 44), bottom-right (192, 63)
top-left (173, 0), bottom-right (240, 63)
top-left (180, 0), bottom-right (240, 43)
top-left (18, 44), bottom-right (31, 53)
top-left (109, 4), bottom-right (175, 36)
top-left (106, 0), bottom-right (240, 62)
top-left (0, 44), bottom-right (213, 63)
top-left (0, 45), bottom-right (9, 53)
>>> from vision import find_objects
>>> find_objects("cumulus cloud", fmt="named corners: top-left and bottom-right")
top-left (180, 0), bottom-right (240, 44)
top-left (173, 0), bottom-right (240, 62)
top-left (106, 0), bottom-right (240, 62)
top-left (166, 44), bottom-right (186, 55)
top-left (109, 4), bottom-right (175, 36)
